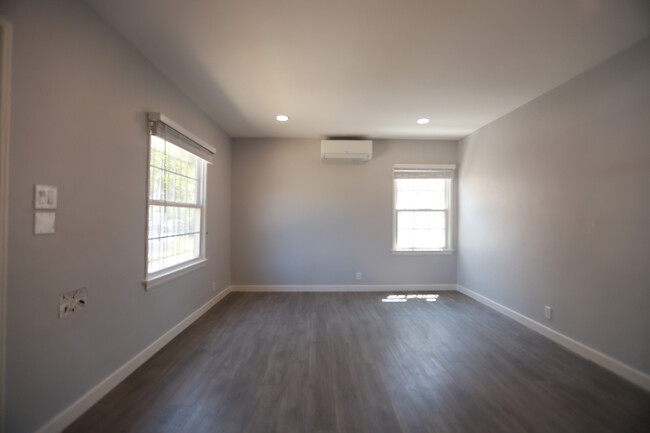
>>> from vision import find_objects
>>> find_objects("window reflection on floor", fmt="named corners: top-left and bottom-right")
top-left (381, 294), bottom-right (439, 303)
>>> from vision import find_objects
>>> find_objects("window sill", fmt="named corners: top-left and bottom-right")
top-left (391, 249), bottom-right (455, 256)
top-left (143, 258), bottom-right (208, 290)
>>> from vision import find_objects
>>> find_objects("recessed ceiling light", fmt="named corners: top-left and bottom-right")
top-left (276, 115), bottom-right (289, 122)
top-left (417, 118), bottom-right (430, 125)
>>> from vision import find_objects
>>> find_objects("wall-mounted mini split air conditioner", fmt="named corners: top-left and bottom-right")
top-left (321, 140), bottom-right (373, 161)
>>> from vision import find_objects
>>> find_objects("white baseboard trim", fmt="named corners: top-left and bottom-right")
top-left (35, 285), bottom-right (233, 433)
top-left (232, 284), bottom-right (457, 292)
top-left (456, 284), bottom-right (650, 392)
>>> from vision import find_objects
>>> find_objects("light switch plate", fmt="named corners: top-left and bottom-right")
top-left (35, 184), bottom-right (57, 209)
top-left (34, 211), bottom-right (56, 235)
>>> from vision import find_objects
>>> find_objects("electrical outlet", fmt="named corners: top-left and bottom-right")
top-left (544, 305), bottom-right (552, 321)
top-left (356, 272), bottom-right (362, 281)
top-left (59, 288), bottom-right (87, 318)
top-left (212, 282), bottom-right (217, 292)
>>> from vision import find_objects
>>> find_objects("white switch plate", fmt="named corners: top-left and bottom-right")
top-left (35, 211), bottom-right (56, 235)
top-left (35, 184), bottom-right (57, 209)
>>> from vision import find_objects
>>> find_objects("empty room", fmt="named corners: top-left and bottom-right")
top-left (0, 0), bottom-right (649, 432)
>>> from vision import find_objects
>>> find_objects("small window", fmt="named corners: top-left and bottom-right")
top-left (145, 114), bottom-right (214, 288)
top-left (393, 164), bottom-right (455, 254)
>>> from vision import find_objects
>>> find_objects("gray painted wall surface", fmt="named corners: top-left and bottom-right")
top-left (231, 138), bottom-right (457, 286)
top-left (458, 38), bottom-right (650, 375)
top-left (2, 1), bottom-right (231, 431)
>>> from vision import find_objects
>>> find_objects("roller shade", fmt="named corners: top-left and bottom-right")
top-left (148, 113), bottom-right (215, 163)
top-left (393, 166), bottom-right (455, 179)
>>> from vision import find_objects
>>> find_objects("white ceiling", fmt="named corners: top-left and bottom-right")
top-left (86, 0), bottom-right (650, 140)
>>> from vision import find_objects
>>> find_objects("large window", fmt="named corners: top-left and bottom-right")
top-left (393, 164), bottom-right (455, 253)
top-left (145, 114), bottom-right (213, 287)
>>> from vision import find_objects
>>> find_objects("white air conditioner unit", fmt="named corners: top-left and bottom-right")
top-left (321, 140), bottom-right (373, 161)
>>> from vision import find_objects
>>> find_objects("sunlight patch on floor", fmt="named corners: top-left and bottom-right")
top-left (382, 294), bottom-right (439, 303)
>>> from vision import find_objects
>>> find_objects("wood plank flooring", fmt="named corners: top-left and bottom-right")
top-left (64, 292), bottom-right (650, 433)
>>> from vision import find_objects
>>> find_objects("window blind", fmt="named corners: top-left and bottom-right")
top-left (149, 118), bottom-right (214, 164)
top-left (393, 168), bottom-right (454, 179)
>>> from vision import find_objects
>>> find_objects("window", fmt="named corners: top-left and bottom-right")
top-left (145, 113), bottom-right (214, 288)
top-left (392, 164), bottom-right (455, 254)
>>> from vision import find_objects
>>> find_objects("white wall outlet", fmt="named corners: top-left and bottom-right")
top-left (356, 272), bottom-right (362, 281)
top-left (212, 282), bottom-right (217, 292)
top-left (59, 288), bottom-right (87, 318)
top-left (544, 305), bottom-right (552, 321)
top-left (35, 184), bottom-right (57, 209)
top-left (34, 211), bottom-right (56, 235)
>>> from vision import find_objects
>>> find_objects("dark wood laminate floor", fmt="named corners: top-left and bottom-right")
top-left (65, 292), bottom-right (650, 433)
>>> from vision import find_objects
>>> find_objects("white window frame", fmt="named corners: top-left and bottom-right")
top-left (392, 163), bottom-right (455, 255)
top-left (143, 113), bottom-right (213, 289)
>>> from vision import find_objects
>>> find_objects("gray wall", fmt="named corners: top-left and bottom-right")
top-left (458, 38), bottom-right (650, 375)
top-left (1, 1), bottom-right (231, 432)
top-left (232, 138), bottom-right (457, 286)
